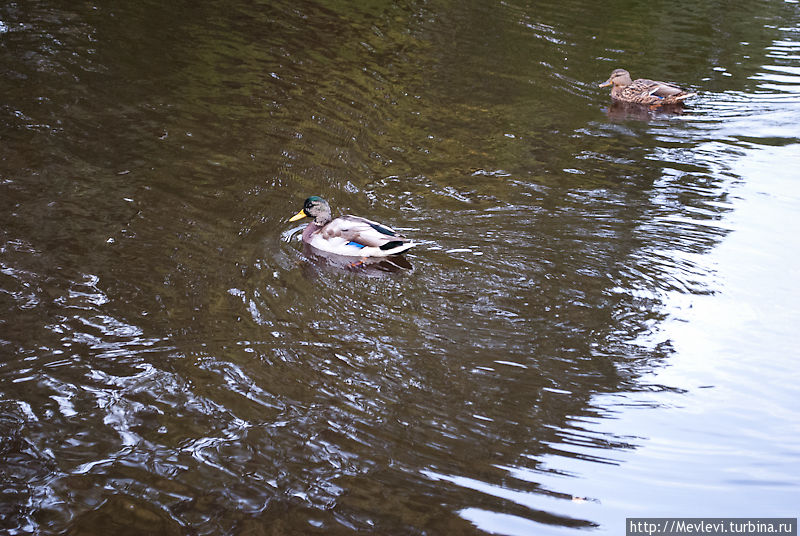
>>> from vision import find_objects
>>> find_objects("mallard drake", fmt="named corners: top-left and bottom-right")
top-left (599, 69), bottom-right (695, 105)
top-left (288, 196), bottom-right (416, 257)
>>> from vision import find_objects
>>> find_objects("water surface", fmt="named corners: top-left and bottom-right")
top-left (1, 0), bottom-right (799, 534)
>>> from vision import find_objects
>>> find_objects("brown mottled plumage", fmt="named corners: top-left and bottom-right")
top-left (599, 69), bottom-right (695, 105)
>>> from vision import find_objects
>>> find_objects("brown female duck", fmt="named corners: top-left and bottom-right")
top-left (599, 69), bottom-right (695, 105)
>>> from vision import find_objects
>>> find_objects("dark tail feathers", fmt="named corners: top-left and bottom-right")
top-left (380, 240), bottom-right (405, 251)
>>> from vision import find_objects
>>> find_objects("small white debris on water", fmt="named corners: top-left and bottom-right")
top-left (494, 360), bottom-right (527, 369)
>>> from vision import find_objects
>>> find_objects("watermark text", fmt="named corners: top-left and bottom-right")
top-left (626, 518), bottom-right (797, 536)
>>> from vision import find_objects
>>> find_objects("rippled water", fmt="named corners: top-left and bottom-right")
top-left (1, 0), bottom-right (799, 534)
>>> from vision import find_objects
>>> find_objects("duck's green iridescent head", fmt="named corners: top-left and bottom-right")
top-left (288, 196), bottom-right (332, 225)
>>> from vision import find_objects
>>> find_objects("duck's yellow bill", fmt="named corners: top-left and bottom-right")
top-left (599, 80), bottom-right (613, 88)
top-left (288, 209), bottom-right (307, 222)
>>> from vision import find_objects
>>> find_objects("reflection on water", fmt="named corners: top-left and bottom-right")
top-left (604, 101), bottom-right (689, 122)
top-left (1, 0), bottom-right (799, 534)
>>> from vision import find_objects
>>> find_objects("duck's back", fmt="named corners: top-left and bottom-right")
top-left (309, 215), bottom-right (415, 256)
top-left (615, 78), bottom-right (692, 105)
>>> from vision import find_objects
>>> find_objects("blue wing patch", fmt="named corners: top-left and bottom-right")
top-left (347, 241), bottom-right (366, 249)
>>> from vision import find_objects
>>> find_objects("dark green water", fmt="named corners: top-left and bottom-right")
top-left (1, 0), bottom-right (798, 534)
